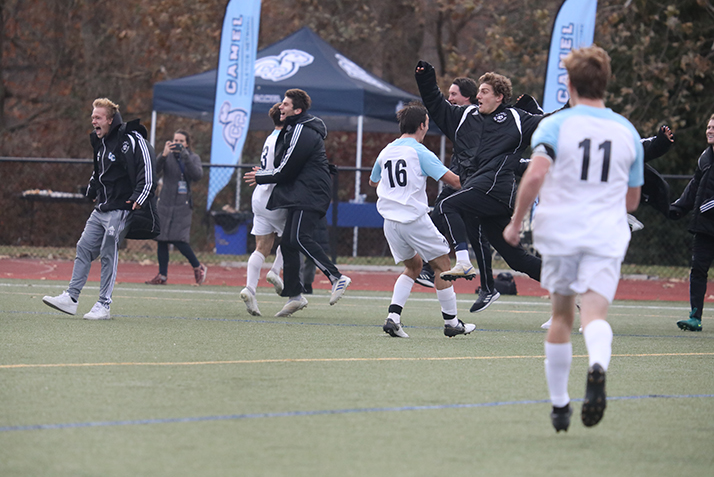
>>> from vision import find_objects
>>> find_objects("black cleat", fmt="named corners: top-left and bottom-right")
top-left (581, 363), bottom-right (607, 427)
top-left (470, 288), bottom-right (500, 313)
top-left (550, 404), bottom-right (572, 432)
top-left (383, 318), bottom-right (409, 338)
top-left (415, 264), bottom-right (435, 288)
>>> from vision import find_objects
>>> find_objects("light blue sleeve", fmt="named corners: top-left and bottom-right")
top-left (416, 144), bottom-right (449, 180)
top-left (370, 159), bottom-right (382, 183)
top-left (628, 133), bottom-right (645, 187)
top-left (530, 114), bottom-right (561, 155)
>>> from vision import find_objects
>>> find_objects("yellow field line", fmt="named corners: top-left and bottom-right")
top-left (1, 352), bottom-right (712, 369)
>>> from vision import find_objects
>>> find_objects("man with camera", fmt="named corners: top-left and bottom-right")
top-left (145, 129), bottom-right (206, 286)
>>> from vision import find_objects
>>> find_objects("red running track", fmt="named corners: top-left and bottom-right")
top-left (0, 258), bottom-right (697, 303)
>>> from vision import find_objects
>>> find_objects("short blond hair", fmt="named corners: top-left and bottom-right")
top-left (563, 46), bottom-right (611, 100)
top-left (92, 98), bottom-right (119, 119)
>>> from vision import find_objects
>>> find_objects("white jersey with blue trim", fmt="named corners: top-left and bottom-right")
top-left (530, 104), bottom-right (644, 257)
top-left (370, 137), bottom-right (448, 224)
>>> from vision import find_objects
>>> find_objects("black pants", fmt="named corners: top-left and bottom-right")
top-left (690, 233), bottom-right (714, 319)
top-left (439, 187), bottom-right (541, 281)
top-left (157, 241), bottom-right (200, 276)
top-left (281, 209), bottom-right (341, 297)
top-left (430, 206), bottom-right (495, 292)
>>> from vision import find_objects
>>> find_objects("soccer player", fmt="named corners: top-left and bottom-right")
top-left (503, 46), bottom-right (644, 432)
top-left (369, 102), bottom-right (476, 338)
top-left (240, 103), bottom-right (287, 316)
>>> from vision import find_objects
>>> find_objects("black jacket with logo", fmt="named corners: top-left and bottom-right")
top-left (255, 111), bottom-right (333, 214)
top-left (88, 112), bottom-right (155, 212)
top-left (416, 62), bottom-right (544, 208)
top-left (671, 146), bottom-right (714, 237)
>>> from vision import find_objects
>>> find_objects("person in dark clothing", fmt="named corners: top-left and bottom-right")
top-left (244, 89), bottom-right (351, 317)
top-left (415, 75), bottom-right (500, 312)
top-left (415, 62), bottom-right (543, 289)
top-left (43, 98), bottom-right (154, 320)
top-left (146, 129), bottom-right (206, 286)
top-left (300, 215), bottom-right (330, 294)
top-left (669, 114), bottom-right (714, 331)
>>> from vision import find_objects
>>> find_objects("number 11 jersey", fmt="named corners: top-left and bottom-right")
top-left (530, 104), bottom-right (644, 258)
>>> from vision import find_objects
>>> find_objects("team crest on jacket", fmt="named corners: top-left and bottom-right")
top-left (108, 152), bottom-right (116, 162)
top-left (122, 141), bottom-right (130, 153)
top-left (494, 112), bottom-right (508, 123)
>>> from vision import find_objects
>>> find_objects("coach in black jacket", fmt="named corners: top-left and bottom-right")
top-left (246, 89), bottom-right (351, 317)
top-left (669, 114), bottom-right (714, 331)
top-left (415, 61), bottom-right (542, 283)
top-left (42, 98), bottom-right (154, 321)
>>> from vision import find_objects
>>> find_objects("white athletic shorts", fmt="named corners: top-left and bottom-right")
top-left (383, 214), bottom-right (450, 264)
top-left (251, 187), bottom-right (287, 236)
top-left (251, 208), bottom-right (287, 236)
top-left (541, 253), bottom-right (623, 303)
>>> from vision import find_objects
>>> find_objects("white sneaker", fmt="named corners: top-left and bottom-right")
top-left (240, 288), bottom-right (262, 316)
top-left (329, 275), bottom-right (351, 305)
top-left (266, 270), bottom-right (284, 295)
top-left (275, 295), bottom-right (309, 317)
top-left (83, 302), bottom-right (111, 320)
top-left (440, 262), bottom-right (477, 281)
top-left (541, 316), bottom-right (552, 329)
top-left (42, 291), bottom-right (78, 315)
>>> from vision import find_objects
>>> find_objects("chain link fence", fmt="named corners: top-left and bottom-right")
top-left (0, 157), bottom-right (694, 279)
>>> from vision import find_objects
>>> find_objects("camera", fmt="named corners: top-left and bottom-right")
top-left (170, 143), bottom-right (184, 153)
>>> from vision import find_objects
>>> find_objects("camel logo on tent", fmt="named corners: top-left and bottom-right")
top-left (218, 101), bottom-right (248, 152)
top-left (335, 54), bottom-right (391, 92)
top-left (255, 49), bottom-right (314, 82)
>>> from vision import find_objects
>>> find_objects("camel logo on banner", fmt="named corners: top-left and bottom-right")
top-left (254, 49), bottom-right (314, 82)
top-left (335, 53), bottom-right (390, 92)
top-left (218, 101), bottom-right (248, 152)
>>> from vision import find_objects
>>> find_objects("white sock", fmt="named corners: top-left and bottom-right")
top-left (391, 274), bottom-right (414, 309)
top-left (270, 246), bottom-right (284, 275)
top-left (246, 250), bottom-right (265, 293)
top-left (455, 250), bottom-right (470, 264)
top-left (583, 319), bottom-right (613, 371)
top-left (545, 341), bottom-right (572, 408)
top-left (436, 286), bottom-right (458, 317)
top-left (387, 312), bottom-right (401, 324)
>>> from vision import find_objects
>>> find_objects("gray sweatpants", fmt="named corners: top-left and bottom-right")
top-left (67, 209), bottom-right (130, 305)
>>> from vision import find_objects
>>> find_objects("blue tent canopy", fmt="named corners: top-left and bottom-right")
top-left (152, 27), bottom-right (420, 133)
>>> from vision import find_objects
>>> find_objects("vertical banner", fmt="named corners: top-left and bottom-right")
top-left (542, 0), bottom-right (598, 113)
top-left (207, 0), bottom-right (262, 210)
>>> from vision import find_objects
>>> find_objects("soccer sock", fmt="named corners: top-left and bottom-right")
top-left (388, 275), bottom-right (414, 323)
top-left (545, 341), bottom-right (572, 408)
top-left (388, 305), bottom-right (403, 324)
top-left (583, 319), bottom-right (613, 371)
top-left (270, 246), bottom-right (284, 275)
top-left (455, 249), bottom-right (471, 264)
top-left (437, 286), bottom-right (458, 326)
top-left (246, 250), bottom-right (265, 294)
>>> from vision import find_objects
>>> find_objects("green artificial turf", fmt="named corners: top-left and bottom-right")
top-left (1, 280), bottom-right (712, 476)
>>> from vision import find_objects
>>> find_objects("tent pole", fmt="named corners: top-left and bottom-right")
top-left (150, 111), bottom-right (157, 148)
top-left (353, 115), bottom-right (364, 257)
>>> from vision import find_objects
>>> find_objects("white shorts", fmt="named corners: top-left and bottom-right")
top-left (383, 214), bottom-right (450, 264)
top-left (541, 253), bottom-right (623, 303)
top-left (251, 187), bottom-right (287, 236)
top-left (251, 208), bottom-right (287, 237)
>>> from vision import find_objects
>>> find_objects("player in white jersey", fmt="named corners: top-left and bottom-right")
top-left (240, 104), bottom-right (288, 316)
top-left (369, 102), bottom-right (476, 338)
top-left (503, 46), bottom-right (644, 432)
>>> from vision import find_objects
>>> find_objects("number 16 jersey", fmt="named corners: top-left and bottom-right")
top-left (370, 137), bottom-right (449, 224)
top-left (530, 105), bottom-right (644, 258)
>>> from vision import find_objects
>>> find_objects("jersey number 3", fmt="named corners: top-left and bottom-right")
top-left (578, 139), bottom-right (611, 182)
top-left (384, 159), bottom-right (407, 187)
